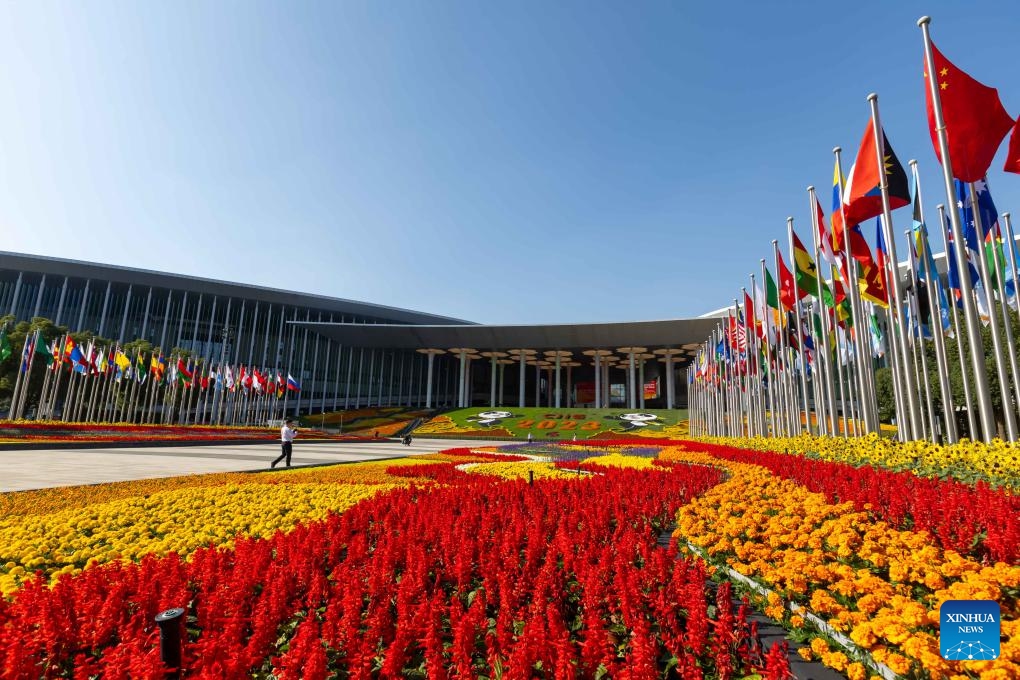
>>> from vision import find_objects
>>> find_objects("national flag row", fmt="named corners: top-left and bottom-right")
top-left (4, 328), bottom-right (302, 424)
top-left (689, 17), bottom-right (1020, 445)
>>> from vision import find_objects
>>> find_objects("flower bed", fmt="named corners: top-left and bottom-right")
top-left (0, 420), bottom-right (367, 445)
top-left (664, 444), bottom-right (1020, 679)
top-left (2, 437), bottom-right (1017, 678)
top-left (694, 433), bottom-right (1020, 490)
top-left (0, 452), bottom-right (790, 678)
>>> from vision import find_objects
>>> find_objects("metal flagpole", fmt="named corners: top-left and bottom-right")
top-left (1005, 213), bottom-right (1020, 318)
top-left (16, 331), bottom-right (41, 420)
top-left (740, 289), bottom-right (757, 436)
top-left (37, 349), bottom-right (53, 420)
top-left (9, 331), bottom-right (31, 420)
top-left (919, 17), bottom-right (997, 442)
top-left (904, 228), bottom-right (939, 441)
top-left (868, 94), bottom-right (922, 440)
top-left (967, 182), bottom-right (1016, 440)
top-left (912, 160), bottom-right (958, 442)
top-left (758, 263), bottom-right (778, 436)
top-left (834, 146), bottom-right (879, 434)
top-left (987, 213), bottom-right (1020, 437)
top-left (784, 224), bottom-right (813, 435)
top-left (938, 204), bottom-right (977, 439)
top-left (772, 243), bottom-right (793, 436)
top-left (47, 339), bottom-right (65, 421)
top-left (808, 187), bottom-right (839, 436)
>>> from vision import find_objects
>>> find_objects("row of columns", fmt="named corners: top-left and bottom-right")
top-left (413, 345), bottom-right (692, 410)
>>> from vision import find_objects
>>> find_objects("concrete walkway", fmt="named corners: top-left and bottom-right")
top-left (0, 439), bottom-right (510, 492)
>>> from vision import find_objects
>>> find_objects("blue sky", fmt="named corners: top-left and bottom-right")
top-left (1, 1), bottom-right (1018, 325)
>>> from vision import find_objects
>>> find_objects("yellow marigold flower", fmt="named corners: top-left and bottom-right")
top-left (821, 650), bottom-right (849, 672)
top-left (797, 647), bottom-right (813, 661)
top-left (850, 623), bottom-right (878, 649)
top-left (882, 653), bottom-right (913, 676)
top-left (845, 662), bottom-right (867, 680)
top-left (810, 637), bottom-right (830, 656)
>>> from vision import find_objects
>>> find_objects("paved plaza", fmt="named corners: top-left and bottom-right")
top-left (0, 439), bottom-right (509, 492)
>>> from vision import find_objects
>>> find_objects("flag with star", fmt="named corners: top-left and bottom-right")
top-left (791, 230), bottom-right (834, 306)
top-left (843, 119), bottom-right (910, 228)
top-left (924, 42), bottom-right (1014, 183)
top-left (956, 178), bottom-right (997, 283)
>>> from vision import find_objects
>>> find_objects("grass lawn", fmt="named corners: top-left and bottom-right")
top-left (415, 406), bottom-right (688, 440)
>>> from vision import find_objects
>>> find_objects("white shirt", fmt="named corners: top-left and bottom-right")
top-left (281, 425), bottom-right (297, 442)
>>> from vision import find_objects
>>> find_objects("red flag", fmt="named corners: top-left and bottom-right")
top-left (776, 251), bottom-right (800, 311)
top-left (1005, 115), bottom-right (1020, 175)
top-left (744, 291), bottom-right (760, 339)
top-left (843, 119), bottom-right (910, 228)
top-left (925, 42), bottom-right (1014, 183)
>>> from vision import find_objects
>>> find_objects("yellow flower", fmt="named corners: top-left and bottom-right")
top-left (845, 662), bottom-right (867, 680)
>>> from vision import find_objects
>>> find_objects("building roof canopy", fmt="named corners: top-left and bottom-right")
top-left (295, 317), bottom-right (720, 364)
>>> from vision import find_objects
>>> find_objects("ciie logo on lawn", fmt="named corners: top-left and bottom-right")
top-left (939, 600), bottom-right (1000, 660)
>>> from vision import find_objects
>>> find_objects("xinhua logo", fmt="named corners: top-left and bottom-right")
top-left (940, 600), bottom-right (1000, 660)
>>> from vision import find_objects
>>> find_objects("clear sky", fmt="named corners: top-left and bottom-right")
top-left (1, 2), bottom-right (1018, 325)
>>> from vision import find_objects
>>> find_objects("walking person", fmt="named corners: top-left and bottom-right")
top-left (272, 418), bottom-right (298, 468)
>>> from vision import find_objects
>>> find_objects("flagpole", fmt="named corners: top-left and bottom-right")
top-left (774, 242), bottom-right (794, 435)
top-left (40, 334), bottom-right (59, 420)
top-left (712, 328), bottom-right (721, 436)
top-left (903, 228), bottom-right (939, 442)
top-left (902, 245), bottom-right (932, 441)
top-left (756, 265), bottom-right (777, 436)
top-left (918, 17), bottom-right (997, 442)
top-left (1005, 213), bottom-right (1020, 317)
top-left (785, 223), bottom-right (813, 435)
top-left (38, 349), bottom-right (54, 420)
top-left (808, 186), bottom-right (839, 436)
top-left (731, 303), bottom-right (744, 436)
top-left (913, 160), bottom-right (958, 442)
top-left (833, 147), bottom-right (879, 434)
top-left (743, 285), bottom-right (761, 436)
top-left (732, 299), bottom-right (747, 436)
top-left (967, 182), bottom-right (1016, 440)
top-left (912, 159), bottom-right (958, 442)
top-left (986, 208), bottom-right (1020, 437)
top-left (37, 342), bottom-right (53, 420)
top-left (835, 325), bottom-right (850, 437)
top-left (937, 203), bottom-right (977, 439)
top-left (866, 95), bottom-right (923, 441)
top-left (9, 332), bottom-right (31, 420)
top-left (19, 331), bottom-right (43, 420)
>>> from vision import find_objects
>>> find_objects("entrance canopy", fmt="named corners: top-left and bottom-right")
top-left (293, 317), bottom-right (720, 363)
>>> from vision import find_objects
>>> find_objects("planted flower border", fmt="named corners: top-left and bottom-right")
top-left (0, 437), bottom-right (1016, 678)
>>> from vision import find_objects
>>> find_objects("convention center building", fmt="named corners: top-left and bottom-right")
top-left (0, 251), bottom-right (718, 415)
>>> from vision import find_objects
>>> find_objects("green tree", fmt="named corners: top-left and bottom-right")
top-left (874, 305), bottom-right (1020, 438)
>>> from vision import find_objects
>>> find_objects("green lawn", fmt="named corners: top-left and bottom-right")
top-left (414, 406), bottom-right (689, 440)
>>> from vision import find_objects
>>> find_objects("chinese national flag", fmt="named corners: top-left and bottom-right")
top-left (1005, 115), bottom-right (1020, 175)
top-left (925, 42), bottom-right (1014, 183)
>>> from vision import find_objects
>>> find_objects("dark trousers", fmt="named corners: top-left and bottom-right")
top-left (273, 441), bottom-right (293, 467)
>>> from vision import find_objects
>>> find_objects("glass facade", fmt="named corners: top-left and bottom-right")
top-left (0, 254), bottom-right (470, 416)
